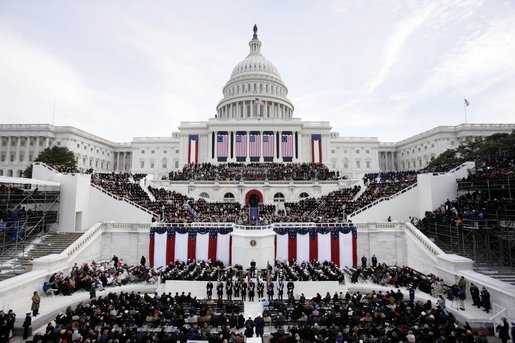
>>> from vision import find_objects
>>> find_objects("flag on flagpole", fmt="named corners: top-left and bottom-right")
top-left (464, 98), bottom-right (470, 106)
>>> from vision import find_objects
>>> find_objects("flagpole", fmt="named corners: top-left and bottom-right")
top-left (464, 102), bottom-right (467, 124)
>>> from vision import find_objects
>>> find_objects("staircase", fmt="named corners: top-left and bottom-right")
top-left (0, 232), bottom-right (83, 281)
top-left (139, 177), bottom-right (156, 202)
top-left (474, 263), bottom-right (515, 286)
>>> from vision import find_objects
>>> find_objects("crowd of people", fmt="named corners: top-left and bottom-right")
top-left (0, 309), bottom-right (16, 342)
top-left (91, 173), bottom-right (151, 208)
top-left (42, 258), bottom-right (158, 296)
top-left (418, 157), bottom-right (515, 229)
top-left (11, 256), bottom-right (504, 341)
top-left (30, 291), bottom-right (249, 343)
top-left (169, 163), bottom-right (341, 181)
top-left (0, 183), bottom-right (59, 246)
top-left (90, 169), bottom-right (420, 224)
top-left (264, 290), bottom-right (489, 342)
top-left (346, 171), bottom-right (417, 213)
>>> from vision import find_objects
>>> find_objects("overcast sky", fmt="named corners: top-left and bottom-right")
top-left (1, 0), bottom-right (514, 143)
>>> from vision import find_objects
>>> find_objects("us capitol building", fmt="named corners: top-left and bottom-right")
top-left (1, 26), bottom-right (514, 179)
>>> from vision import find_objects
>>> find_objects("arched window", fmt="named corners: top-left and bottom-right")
top-left (299, 192), bottom-right (310, 199)
top-left (224, 192), bottom-right (235, 202)
top-left (199, 192), bottom-right (210, 199)
top-left (273, 192), bottom-right (285, 202)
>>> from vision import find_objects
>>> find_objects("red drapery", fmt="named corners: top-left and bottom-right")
top-left (166, 234), bottom-right (175, 265)
top-left (208, 234), bottom-right (217, 261)
top-left (352, 234), bottom-right (358, 267)
top-left (274, 236), bottom-right (277, 260)
top-left (331, 234), bottom-right (340, 267)
top-left (187, 234), bottom-right (196, 260)
top-left (149, 235), bottom-right (155, 268)
top-left (288, 235), bottom-right (297, 262)
top-left (309, 234), bottom-right (318, 261)
top-left (229, 236), bottom-right (233, 265)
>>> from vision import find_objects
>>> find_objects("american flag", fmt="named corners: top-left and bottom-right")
top-left (262, 132), bottom-right (274, 158)
top-left (235, 132), bottom-right (247, 158)
top-left (281, 132), bottom-right (293, 158)
top-left (249, 132), bottom-right (261, 157)
top-left (217, 133), bottom-right (228, 158)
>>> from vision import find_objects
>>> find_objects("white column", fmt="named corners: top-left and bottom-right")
top-left (296, 131), bottom-right (301, 162)
top-left (5, 137), bottom-right (11, 166)
top-left (277, 131), bottom-right (282, 161)
top-left (245, 131), bottom-right (250, 162)
top-left (260, 130), bottom-right (264, 162)
top-left (214, 131), bottom-right (218, 162)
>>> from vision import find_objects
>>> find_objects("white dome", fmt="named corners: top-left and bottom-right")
top-left (230, 54), bottom-right (282, 81)
top-left (215, 25), bottom-right (294, 121)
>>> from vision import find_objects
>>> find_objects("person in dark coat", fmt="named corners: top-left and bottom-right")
top-left (89, 285), bottom-right (96, 299)
top-left (480, 286), bottom-right (491, 313)
top-left (257, 282), bottom-right (264, 299)
top-left (31, 291), bottom-right (40, 316)
top-left (206, 281), bottom-right (213, 300)
top-left (248, 281), bottom-right (255, 302)
top-left (254, 315), bottom-right (265, 337)
top-left (226, 282), bottom-right (233, 301)
top-left (361, 256), bottom-right (367, 268)
top-left (278, 281), bottom-right (284, 300)
top-left (216, 281), bottom-right (224, 301)
top-left (470, 283), bottom-right (480, 308)
top-left (140, 255), bottom-right (146, 266)
top-left (241, 283), bottom-right (247, 301)
top-left (371, 254), bottom-right (378, 268)
top-left (287, 280), bottom-right (294, 298)
top-left (244, 317), bottom-right (254, 337)
top-left (267, 282), bottom-right (274, 301)
top-left (496, 317), bottom-right (510, 343)
top-left (112, 255), bottom-right (119, 267)
top-left (23, 312), bottom-right (31, 340)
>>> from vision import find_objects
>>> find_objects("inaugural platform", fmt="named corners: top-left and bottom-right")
top-left (0, 19), bottom-right (514, 343)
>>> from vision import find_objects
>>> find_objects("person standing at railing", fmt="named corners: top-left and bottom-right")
top-left (496, 317), bottom-right (510, 343)
top-left (31, 291), bottom-right (40, 317)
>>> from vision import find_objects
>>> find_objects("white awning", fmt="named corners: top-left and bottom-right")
top-left (0, 176), bottom-right (60, 187)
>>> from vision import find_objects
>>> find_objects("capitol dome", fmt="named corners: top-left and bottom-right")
top-left (216, 25), bottom-right (294, 120)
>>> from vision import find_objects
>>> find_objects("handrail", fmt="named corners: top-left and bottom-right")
top-left (63, 223), bottom-right (103, 257)
top-left (90, 183), bottom-right (158, 218)
top-left (33, 161), bottom-right (61, 174)
top-left (349, 182), bottom-right (418, 217)
top-left (489, 303), bottom-right (506, 323)
top-left (404, 222), bottom-right (444, 256)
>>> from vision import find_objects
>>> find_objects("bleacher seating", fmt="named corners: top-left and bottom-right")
top-left (169, 162), bottom-right (341, 181)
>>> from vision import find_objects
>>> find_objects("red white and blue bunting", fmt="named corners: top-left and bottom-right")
top-left (149, 225), bottom-right (357, 268)
top-left (274, 226), bottom-right (357, 267)
top-left (149, 227), bottom-right (233, 268)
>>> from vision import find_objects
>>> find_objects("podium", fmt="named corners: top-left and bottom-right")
top-left (231, 229), bottom-right (275, 268)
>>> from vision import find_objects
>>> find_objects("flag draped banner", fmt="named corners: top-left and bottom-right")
top-left (262, 131), bottom-right (274, 161)
top-left (149, 227), bottom-right (233, 266)
top-left (249, 131), bottom-right (261, 161)
top-left (281, 131), bottom-right (293, 161)
top-left (150, 225), bottom-right (357, 268)
top-left (188, 135), bottom-right (199, 164)
top-left (311, 134), bottom-right (322, 164)
top-left (274, 226), bottom-right (357, 267)
top-left (235, 131), bottom-right (247, 161)
top-left (217, 132), bottom-right (229, 161)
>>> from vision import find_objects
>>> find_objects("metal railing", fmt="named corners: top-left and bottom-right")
top-left (349, 182), bottom-right (418, 217)
top-left (90, 183), bottom-right (158, 218)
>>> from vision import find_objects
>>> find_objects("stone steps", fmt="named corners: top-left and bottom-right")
top-left (0, 232), bottom-right (83, 281)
